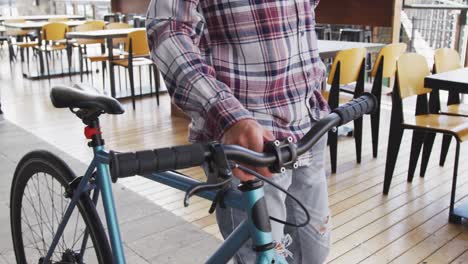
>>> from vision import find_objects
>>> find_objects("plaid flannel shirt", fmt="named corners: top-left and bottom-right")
top-left (146, 0), bottom-right (329, 166)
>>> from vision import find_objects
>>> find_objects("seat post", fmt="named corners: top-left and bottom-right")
top-left (84, 118), bottom-right (105, 148)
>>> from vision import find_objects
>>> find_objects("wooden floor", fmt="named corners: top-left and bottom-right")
top-left (1, 47), bottom-right (468, 263)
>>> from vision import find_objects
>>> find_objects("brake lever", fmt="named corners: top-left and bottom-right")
top-left (184, 178), bottom-right (232, 207)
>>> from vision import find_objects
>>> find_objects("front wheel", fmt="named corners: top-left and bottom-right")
top-left (10, 150), bottom-right (113, 263)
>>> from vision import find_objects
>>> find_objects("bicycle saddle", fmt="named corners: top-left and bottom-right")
top-left (50, 84), bottom-right (125, 115)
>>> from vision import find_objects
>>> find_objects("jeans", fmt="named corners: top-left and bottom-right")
top-left (211, 136), bottom-right (330, 264)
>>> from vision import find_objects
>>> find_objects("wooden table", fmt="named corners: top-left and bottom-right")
top-left (424, 67), bottom-right (468, 224)
top-left (318, 40), bottom-right (384, 59)
top-left (66, 28), bottom-right (146, 98)
top-left (5, 21), bottom-right (87, 79)
top-left (0, 15), bottom-right (85, 22)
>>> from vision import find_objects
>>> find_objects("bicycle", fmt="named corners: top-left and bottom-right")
top-left (10, 84), bottom-right (377, 264)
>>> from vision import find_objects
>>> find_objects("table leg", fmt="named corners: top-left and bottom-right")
top-left (419, 90), bottom-right (442, 177)
top-left (67, 40), bottom-right (72, 80)
top-left (429, 90), bottom-right (441, 113)
top-left (101, 43), bottom-right (106, 92)
top-left (106, 38), bottom-right (116, 98)
top-left (449, 142), bottom-right (464, 224)
top-left (37, 29), bottom-right (45, 75)
top-left (439, 91), bottom-right (460, 166)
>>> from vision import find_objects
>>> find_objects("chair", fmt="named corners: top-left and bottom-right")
top-left (73, 23), bottom-right (106, 83)
top-left (322, 47), bottom-right (367, 173)
top-left (409, 49), bottom-right (468, 180)
top-left (84, 20), bottom-right (107, 29)
top-left (133, 16), bottom-right (147, 28)
top-left (383, 54), bottom-right (468, 224)
top-left (339, 27), bottom-right (373, 71)
top-left (112, 30), bottom-right (160, 109)
top-left (435, 48), bottom-right (468, 156)
top-left (35, 22), bottom-right (69, 79)
top-left (365, 43), bottom-right (407, 157)
top-left (338, 27), bottom-right (372, 42)
top-left (83, 23), bottom-right (132, 91)
top-left (106, 22), bottom-right (132, 48)
top-left (315, 24), bottom-right (332, 40)
top-left (5, 19), bottom-right (36, 64)
top-left (104, 14), bottom-right (120, 23)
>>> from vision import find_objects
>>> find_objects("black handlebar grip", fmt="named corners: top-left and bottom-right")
top-left (332, 93), bottom-right (378, 126)
top-left (110, 143), bottom-right (207, 181)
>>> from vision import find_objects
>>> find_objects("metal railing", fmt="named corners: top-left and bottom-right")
top-left (402, 0), bottom-right (468, 65)
top-left (51, 0), bottom-right (111, 20)
top-left (0, 0), bottom-right (17, 16)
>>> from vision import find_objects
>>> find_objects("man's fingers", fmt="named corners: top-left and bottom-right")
top-left (257, 167), bottom-right (273, 177)
top-left (232, 168), bottom-right (256, 181)
top-left (262, 130), bottom-right (275, 142)
top-left (221, 119), bottom-right (277, 180)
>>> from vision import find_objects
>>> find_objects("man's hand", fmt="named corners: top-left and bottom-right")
top-left (222, 119), bottom-right (275, 182)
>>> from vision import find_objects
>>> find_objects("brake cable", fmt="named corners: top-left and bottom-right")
top-left (235, 164), bottom-right (311, 228)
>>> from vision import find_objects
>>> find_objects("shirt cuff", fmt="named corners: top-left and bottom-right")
top-left (205, 96), bottom-right (253, 140)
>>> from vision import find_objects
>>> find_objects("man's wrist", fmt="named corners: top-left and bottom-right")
top-left (205, 96), bottom-right (253, 140)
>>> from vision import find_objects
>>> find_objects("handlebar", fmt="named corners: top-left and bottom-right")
top-left (109, 93), bottom-right (377, 181)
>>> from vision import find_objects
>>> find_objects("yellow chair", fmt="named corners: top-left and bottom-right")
top-left (83, 23), bottom-right (132, 90)
top-left (384, 53), bottom-right (468, 225)
top-left (365, 43), bottom-right (407, 157)
top-left (74, 23), bottom-right (105, 45)
top-left (370, 43), bottom-right (407, 92)
top-left (35, 22), bottom-right (69, 78)
top-left (73, 23), bottom-right (106, 82)
top-left (84, 20), bottom-right (106, 29)
top-left (84, 23), bottom-right (132, 64)
top-left (432, 48), bottom-right (468, 168)
top-left (5, 19), bottom-right (31, 38)
top-left (113, 30), bottom-right (160, 109)
top-left (434, 48), bottom-right (468, 117)
top-left (322, 47), bottom-right (367, 173)
top-left (106, 22), bottom-right (132, 48)
top-left (5, 19), bottom-right (37, 64)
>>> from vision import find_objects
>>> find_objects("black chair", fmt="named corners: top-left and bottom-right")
top-left (104, 14), bottom-right (120, 23)
top-left (321, 48), bottom-right (367, 173)
top-left (384, 53), bottom-right (468, 224)
top-left (315, 24), bottom-right (332, 40)
top-left (339, 28), bottom-right (365, 42)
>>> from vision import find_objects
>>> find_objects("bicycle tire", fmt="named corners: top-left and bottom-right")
top-left (10, 150), bottom-right (113, 264)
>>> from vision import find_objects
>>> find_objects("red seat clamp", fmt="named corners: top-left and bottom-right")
top-left (84, 126), bottom-right (102, 139)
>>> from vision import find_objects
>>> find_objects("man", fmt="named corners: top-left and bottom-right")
top-left (146, 0), bottom-right (330, 263)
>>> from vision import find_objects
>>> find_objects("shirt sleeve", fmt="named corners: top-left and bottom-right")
top-left (146, 0), bottom-right (253, 140)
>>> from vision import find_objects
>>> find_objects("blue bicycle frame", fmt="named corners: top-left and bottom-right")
top-left (44, 144), bottom-right (288, 264)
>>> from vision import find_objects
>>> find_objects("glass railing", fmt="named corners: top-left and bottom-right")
top-left (0, 0), bottom-right (17, 16)
top-left (402, 0), bottom-right (468, 65)
top-left (51, 0), bottom-right (111, 20)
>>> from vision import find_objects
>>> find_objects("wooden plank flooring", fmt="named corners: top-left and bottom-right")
top-left (1, 48), bottom-right (467, 263)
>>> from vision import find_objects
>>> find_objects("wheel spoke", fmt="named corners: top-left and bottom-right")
top-left (21, 207), bottom-right (44, 256)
